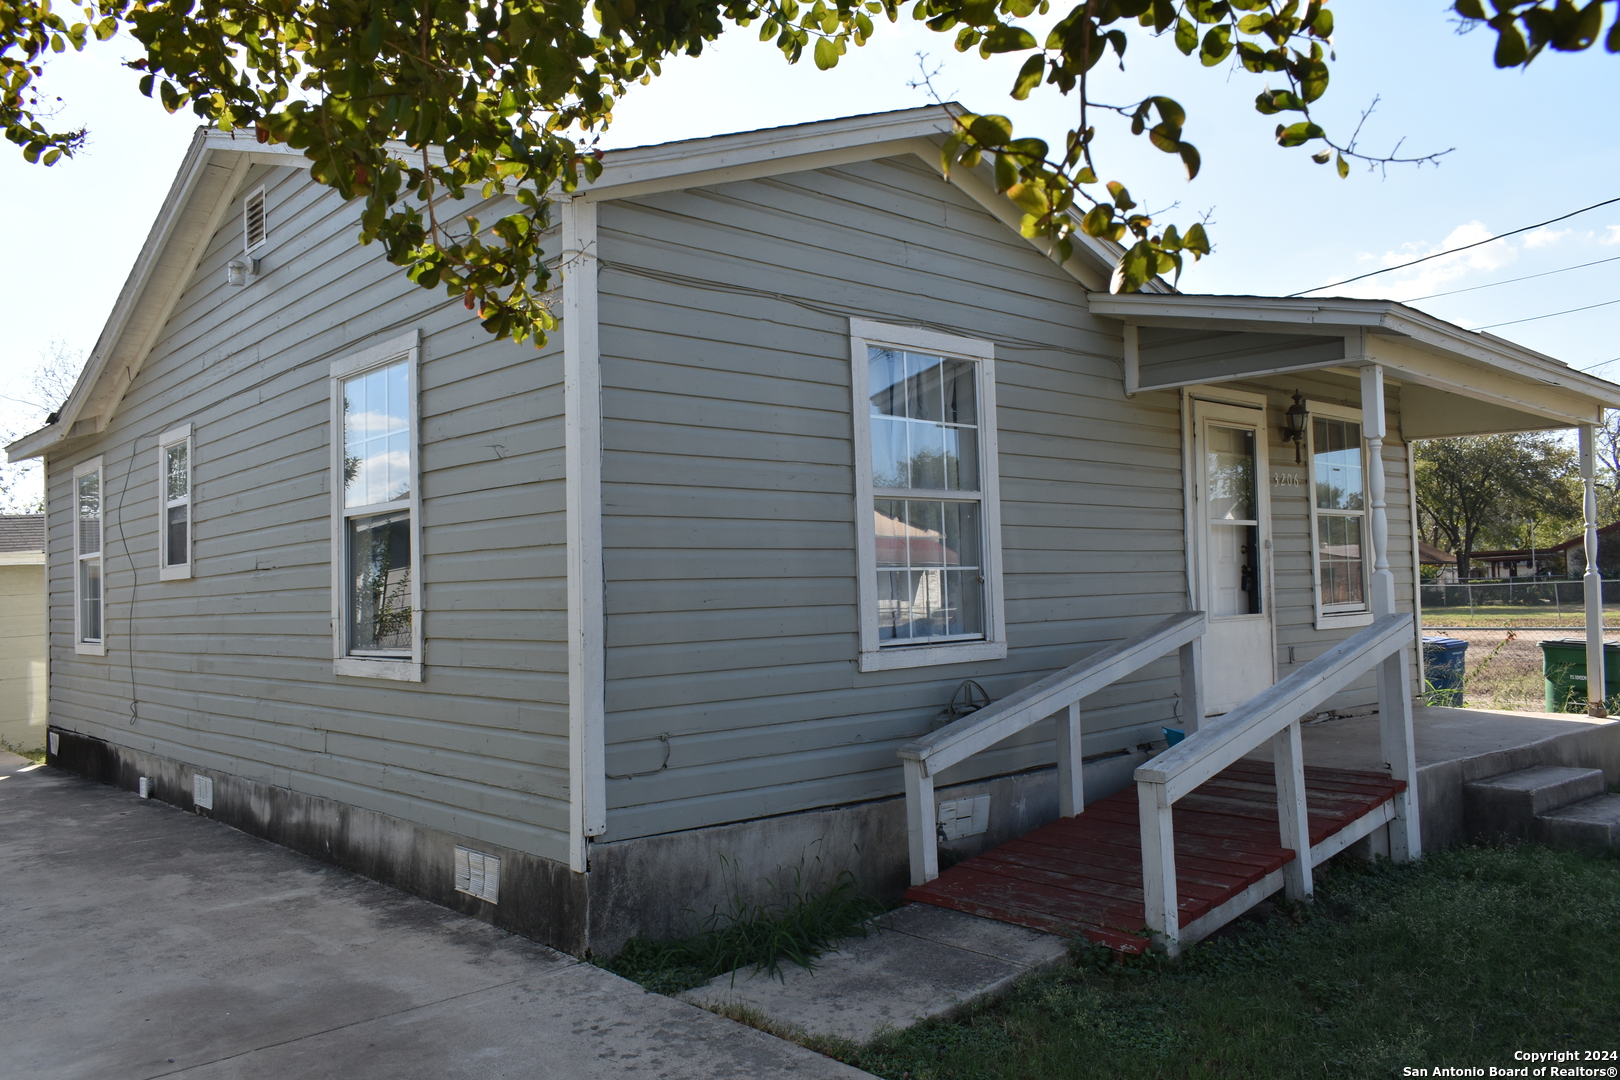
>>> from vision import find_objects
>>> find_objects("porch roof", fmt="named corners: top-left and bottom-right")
top-left (1089, 293), bottom-right (1620, 439)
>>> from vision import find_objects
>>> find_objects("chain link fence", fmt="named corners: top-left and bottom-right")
top-left (1421, 581), bottom-right (1620, 713)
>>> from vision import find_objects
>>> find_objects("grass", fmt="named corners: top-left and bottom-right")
top-left (599, 867), bottom-right (888, 996)
top-left (1421, 605), bottom-right (1620, 628)
top-left (814, 845), bottom-right (1620, 1080)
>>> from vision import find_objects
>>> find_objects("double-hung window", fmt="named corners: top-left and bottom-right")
top-left (851, 320), bottom-right (1006, 672)
top-left (330, 331), bottom-right (422, 681)
top-left (158, 424), bottom-right (193, 579)
top-left (1308, 403), bottom-right (1372, 628)
top-left (73, 456), bottom-right (105, 655)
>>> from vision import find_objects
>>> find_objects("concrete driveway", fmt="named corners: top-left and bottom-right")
top-left (0, 753), bottom-right (872, 1079)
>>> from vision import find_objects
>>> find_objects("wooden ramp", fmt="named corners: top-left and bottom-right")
top-left (905, 762), bottom-right (1406, 953)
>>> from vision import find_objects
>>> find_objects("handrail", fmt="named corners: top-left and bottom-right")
top-left (1133, 612), bottom-right (1422, 955)
top-left (1136, 613), bottom-right (1413, 802)
top-left (899, 610), bottom-right (1207, 886)
top-left (900, 610), bottom-right (1207, 776)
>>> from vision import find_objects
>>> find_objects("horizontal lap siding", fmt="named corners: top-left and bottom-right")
top-left (44, 164), bottom-right (571, 861)
top-left (598, 156), bottom-right (1191, 842)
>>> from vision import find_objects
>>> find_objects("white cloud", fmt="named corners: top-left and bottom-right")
top-left (1335, 220), bottom-right (1518, 301)
top-left (1603, 225), bottom-right (1620, 246)
top-left (1522, 226), bottom-right (1573, 248)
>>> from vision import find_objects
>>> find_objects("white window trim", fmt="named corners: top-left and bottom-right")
top-left (1307, 398), bottom-right (1374, 630)
top-left (158, 423), bottom-right (194, 581)
top-left (329, 329), bottom-right (423, 682)
top-left (244, 185), bottom-right (268, 254)
top-left (73, 456), bottom-right (106, 656)
top-left (850, 318), bottom-right (1007, 673)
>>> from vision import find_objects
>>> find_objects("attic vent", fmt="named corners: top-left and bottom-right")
top-left (192, 774), bottom-right (214, 810)
top-left (454, 845), bottom-right (500, 904)
top-left (244, 187), bottom-right (267, 252)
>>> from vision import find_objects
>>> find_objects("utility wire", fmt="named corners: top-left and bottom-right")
top-left (1399, 254), bottom-right (1620, 303)
top-left (1476, 296), bottom-right (1620, 330)
top-left (1289, 195), bottom-right (1620, 297)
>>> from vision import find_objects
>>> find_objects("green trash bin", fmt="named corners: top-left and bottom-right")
top-left (1538, 638), bottom-right (1620, 713)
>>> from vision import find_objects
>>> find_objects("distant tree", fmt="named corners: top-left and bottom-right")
top-left (0, 341), bottom-right (87, 513)
top-left (1415, 433), bottom-right (1580, 577)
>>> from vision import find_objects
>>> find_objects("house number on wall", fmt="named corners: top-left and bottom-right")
top-left (1270, 468), bottom-right (1305, 492)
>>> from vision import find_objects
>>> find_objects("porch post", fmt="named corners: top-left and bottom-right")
top-left (1360, 365), bottom-right (1396, 619)
top-left (1580, 424), bottom-right (1607, 717)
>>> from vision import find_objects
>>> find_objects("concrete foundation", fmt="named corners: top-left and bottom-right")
top-left (48, 724), bottom-right (1153, 958)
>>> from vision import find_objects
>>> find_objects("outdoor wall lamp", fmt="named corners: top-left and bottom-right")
top-left (1284, 390), bottom-right (1309, 464)
top-left (225, 256), bottom-right (261, 287)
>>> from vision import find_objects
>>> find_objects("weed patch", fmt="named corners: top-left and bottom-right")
top-left (599, 868), bottom-right (887, 996)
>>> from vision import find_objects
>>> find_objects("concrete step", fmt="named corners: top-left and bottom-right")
top-left (1538, 793), bottom-right (1620, 849)
top-left (1463, 766), bottom-right (1607, 841)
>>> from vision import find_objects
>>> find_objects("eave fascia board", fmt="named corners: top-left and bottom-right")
top-left (579, 105), bottom-right (957, 202)
top-left (1089, 292), bottom-right (1620, 411)
top-left (7, 126), bottom-right (221, 461)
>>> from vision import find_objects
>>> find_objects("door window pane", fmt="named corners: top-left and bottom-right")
top-left (348, 509), bottom-right (413, 652)
top-left (1206, 425), bottom-right (1256, 522)
top-left (1210, 522), bottom-right (1262, 616)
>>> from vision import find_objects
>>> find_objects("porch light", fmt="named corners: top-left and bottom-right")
top-left (1284, 390), bottom-right (1309, 464)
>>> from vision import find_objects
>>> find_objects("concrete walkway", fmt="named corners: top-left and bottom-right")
top-left (0, 753), bottom-right (872, 1080)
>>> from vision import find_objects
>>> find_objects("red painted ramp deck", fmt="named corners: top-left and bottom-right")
top-left (905, 761), bottom-right (1405, 951)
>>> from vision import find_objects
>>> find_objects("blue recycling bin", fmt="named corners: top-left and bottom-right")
top-left (1423, 636), bottom-right (1468, 707)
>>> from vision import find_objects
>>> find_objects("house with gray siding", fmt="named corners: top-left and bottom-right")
top-left (10, 105), bottom-right (1619, 955)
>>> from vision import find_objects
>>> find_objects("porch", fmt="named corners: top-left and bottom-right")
top-left (904, 704), bottom-right (1620, 954)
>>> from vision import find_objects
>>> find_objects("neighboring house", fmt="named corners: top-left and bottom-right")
top-left (0, 514), bottom-right (47, 752)
top-left (1418, 539), bottom-right (1458, 584)
top-left (9, 106), bottom-right (1620, 956)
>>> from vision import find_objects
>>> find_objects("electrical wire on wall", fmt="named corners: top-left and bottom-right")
top-left (110, 432), bottom-right (146, 724)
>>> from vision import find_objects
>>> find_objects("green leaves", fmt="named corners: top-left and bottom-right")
top-left (1452, 0), bottom-right (1620, 67)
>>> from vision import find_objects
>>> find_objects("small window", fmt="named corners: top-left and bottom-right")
top-left (1308, 405), bottom-right (1371, 627)
top-left (73, 456), bottom-right (105, 654)
top-left (851, 320), bottom-right (1006, 672)
top-left (159, 425), bottom-right (193, 579)
top-left (329, 331), bottom-right (422, 681)
top-left (244, 187), bottom-right (267, 253)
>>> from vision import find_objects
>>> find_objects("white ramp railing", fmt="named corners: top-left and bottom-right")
top-left (897, 611), bottom-right (1207, 887)
top-left (1133, 612), bottom-right (1422, 955)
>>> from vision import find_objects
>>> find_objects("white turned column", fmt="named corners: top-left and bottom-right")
top-left (1360, 365), bottom-right (1395, 619)
top-left (1580, 424), bottom-right (1607, 717)
top-left (1055, 702), bottom-right (1084, 817)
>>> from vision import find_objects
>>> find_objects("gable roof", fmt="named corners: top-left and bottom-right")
top-left (0, 514), bottom-right (45, 552)
top-left (4, 105), bottom-right (1133, 463)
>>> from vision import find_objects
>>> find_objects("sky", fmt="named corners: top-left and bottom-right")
top-left (2, 0), bottom-right (1617, 448)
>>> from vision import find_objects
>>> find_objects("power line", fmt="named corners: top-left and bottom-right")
top-left (1582, 356), bottom-right (1620, 372)
top-left (1289, 194), bottom-right (1620, 297)
top-left (1476, 296), bottom-right (1620, 330)
top-left (1399, 254), bottom-right (1620, 303)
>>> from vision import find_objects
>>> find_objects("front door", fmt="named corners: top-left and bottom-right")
top-left (1190, 395), bottom-right (1275, 714)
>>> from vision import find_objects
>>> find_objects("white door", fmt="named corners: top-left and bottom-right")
top-left (1190, 396), bottom-right (1275, 714)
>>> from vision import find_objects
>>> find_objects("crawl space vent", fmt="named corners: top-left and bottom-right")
top-left (192, 774), bottom-right (214, 810)
top-left (454, 846), bottom-right (501, 904)
top-left (937, 794), bottom-right (990, 841)
top-left (244, 188), bottom-right (267, 252)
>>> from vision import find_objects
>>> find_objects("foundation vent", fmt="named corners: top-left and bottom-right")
top-left (454, 845), bottom-right (500, 904)
top-left (937, 794), bottom-right (991, 841)
top-left (193, 774), bottom-right (214, 810)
